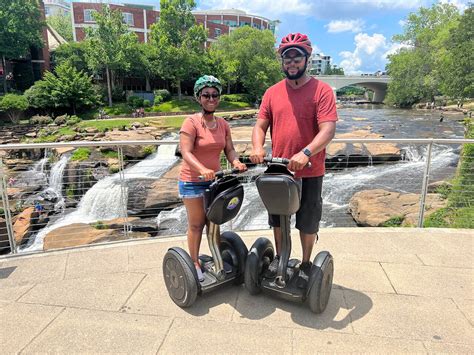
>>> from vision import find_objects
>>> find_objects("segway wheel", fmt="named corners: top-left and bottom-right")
top-left (244, 237), bottom-right (274, 295)
top-left (220, 231), bottom-right (249, 285)
top-left (307, 252), bottom-right (334, 314)
top-left (163, 248), bottom-right (198, 308)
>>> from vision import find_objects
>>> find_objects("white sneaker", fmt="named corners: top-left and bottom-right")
top-left (195, 265), bottom-right (204, 282)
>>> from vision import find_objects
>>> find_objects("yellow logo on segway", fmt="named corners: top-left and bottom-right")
top-left (227, 197), bottom-right (240, 210)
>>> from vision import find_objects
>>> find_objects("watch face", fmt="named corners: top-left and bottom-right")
top-left (303, 148), bottom-right (311, 157)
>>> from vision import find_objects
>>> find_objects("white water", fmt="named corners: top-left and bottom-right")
top-left (23, 142), bottom-right (178, 251)
top-left (42, 155), bottom-right (70, 211)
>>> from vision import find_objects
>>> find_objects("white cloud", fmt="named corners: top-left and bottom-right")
top-left (197, 0), bottom-right (312, 18)
top-left (439, 0), bottom-right (469, 12)
top-left (326, 19), bottom-right (364, 33)
top-left (398, 19), bottom-right (406, 27)
top-left (338, 32), bottom-right (407, 74)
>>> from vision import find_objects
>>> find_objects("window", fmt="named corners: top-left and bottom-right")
top-left (239, 21), bottom-right (250, 27)
top-left (223, 20), bottom-right (237, 27)
top-left (122, 12), bottom-right (134, 26)
top-left (214, 28), bottom-right (221, 37)
top-left (84, 9), bottom-right (97, 22)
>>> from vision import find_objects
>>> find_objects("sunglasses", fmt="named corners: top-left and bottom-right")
top-left (200, 93), bottom-right (220, 100)
top-left (282, 56), bottom-right (306, 65)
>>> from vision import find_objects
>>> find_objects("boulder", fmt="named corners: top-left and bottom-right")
top-left (348, 189), bottom-right (447, 226)
top-left (12, 207), bottom-right (37, 245)
top-left (43, 223), bottom-right (116, 250)
top-left (104, 130), bottom-right (156, 158)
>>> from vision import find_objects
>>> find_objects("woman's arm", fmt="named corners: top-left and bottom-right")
top-left (224, 129), bottom-right (247, 171)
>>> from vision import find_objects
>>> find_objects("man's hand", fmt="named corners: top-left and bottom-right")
top-left (288, 151), bottom-right (310, 171)
top-left (250, 147), bottom-right (266, 164)
top-left (199, 168), bottom-right (215, 181)
top-left (232, 160), bottom-right (248, 172)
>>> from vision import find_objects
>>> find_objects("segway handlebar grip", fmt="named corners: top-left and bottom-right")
top-left (263, 156), bottom-right (312, 168)
top-left (198, 168), bottom-right (241, 180)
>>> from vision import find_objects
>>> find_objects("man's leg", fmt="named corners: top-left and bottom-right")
top-left (300, 232), bottom-right (317, 263)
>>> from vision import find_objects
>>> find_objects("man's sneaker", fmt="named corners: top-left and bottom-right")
top-left (264, 255), bottom-right (280, 278)
top-left (296, 261), bottom-right (312, 289)
top-left (195, 264), bottom-right (204, 282)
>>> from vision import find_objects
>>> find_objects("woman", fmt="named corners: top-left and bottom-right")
top-left (178, 75), bottom-right (247, 281)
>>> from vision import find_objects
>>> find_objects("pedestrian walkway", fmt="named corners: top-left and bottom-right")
top-left (1, 228), bottom-right (473, 353)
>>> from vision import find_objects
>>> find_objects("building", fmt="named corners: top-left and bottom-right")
top-left (44, 0), bottom-right (71, 17)
top-left (310, 53), bottom-right (331, 75)
top-left (71, 2), bottom-right (277, 45)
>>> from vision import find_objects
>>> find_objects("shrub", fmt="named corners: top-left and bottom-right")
top-left (54, 114), bottom-right (68, 125)
top-left (154, 95), bottom-right (163, 106)
top-left (0, 94), bottom-right (29, 123)
top-left (127, 95), bottom-right (144, 108)
top-left (92, 221), bottom-right (109, 230)
top-left (154, 89), bottom-right (171, 102)
top-left (143, 99), bottom-right (151, 107)
top-left (220, 93), bottom-right (252, 104)
top-left (142, 145), bottom-right (156, 156)
top-left (30, 115), bottom-right (54, 125)
top-left (66, 115), bottom-right (81, 125)
top-left (71, 147), bottom-right (91, 161)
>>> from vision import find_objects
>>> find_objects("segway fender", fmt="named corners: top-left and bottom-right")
top-left (167, 247), bottom-right (202, 293)
top-left (305, 251), bottom-right (332, 299)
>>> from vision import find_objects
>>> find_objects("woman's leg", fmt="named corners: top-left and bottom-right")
top-left (183, 197), bottom-right (206, 266)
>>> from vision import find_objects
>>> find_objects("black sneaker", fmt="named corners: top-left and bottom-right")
top-left (296, 261), bottom-right (312, 289)
top-left (264, 255), bottom-right (279, 278)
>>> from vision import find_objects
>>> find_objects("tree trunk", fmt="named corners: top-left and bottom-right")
top-left (177, 79), bottom-right (182, 100)
top-left (2, 55), bottom-right (7, 94)
top-left (227, 82), bottom-right (230, 94)
top-left (145, 75), bottom-right (151, 91)
top-left (106, 66), bottom-right (113, 107)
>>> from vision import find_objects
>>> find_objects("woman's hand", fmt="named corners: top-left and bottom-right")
top-left (199, 168), bottom-right (215, 181)
top-left (232, 160), bottom-right (247, 172)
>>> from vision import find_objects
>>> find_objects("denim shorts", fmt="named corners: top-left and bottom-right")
top-left (178, 180), bottom-right (212, 199)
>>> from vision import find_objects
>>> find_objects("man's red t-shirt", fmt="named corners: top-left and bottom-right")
top-left (258, 77), bottom-right (338, 178)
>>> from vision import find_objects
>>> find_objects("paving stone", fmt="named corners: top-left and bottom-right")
top-left (124, 268), bottom-right (239, 321)
top-left (64, 247), bottom-right (129, 279)
top-left (292, 328), bottom-right (426, 353)
top-left (0, 302), bottom-right (63, 353)
top-left (128, 240), bottom-right (186, 271)
top-left (382, 263), bottom-right (473, 298)
top-left (18, 272), bottom-right (145, 311)
top-left (345, 290), bottom-right (473, 343)
top-left (453, 298), bottom-right (474, 325)
top-left (22, 308), bottom-right (172, 354)
top-left (159, 317), bottom-right (292, 354)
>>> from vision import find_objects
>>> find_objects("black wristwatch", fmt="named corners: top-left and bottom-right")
top-left (302, 148), bottom-right (311, 157)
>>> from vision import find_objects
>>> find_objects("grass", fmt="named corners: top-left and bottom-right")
top-left (151, 99), bottom-right (251, 113)
top-left (77, 119), bottom-right (142, 132)
top-left (29, 127), bottom-right (76, 143)
top-left (71, 147), bottom-right (91, 161)
top-left (381, 216), bottom-right (405, 227)
top-left (101, 150), bottom-right (119, 159)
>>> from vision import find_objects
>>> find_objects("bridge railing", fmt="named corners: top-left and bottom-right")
top-left (0, 138), bottom-right (472, 256)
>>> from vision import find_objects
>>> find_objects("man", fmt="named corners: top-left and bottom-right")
top-left (250, 33), bottom-right (338, 288)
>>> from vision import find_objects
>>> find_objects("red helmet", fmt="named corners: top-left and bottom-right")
top-left (278, 33), bottom-right (313, 56)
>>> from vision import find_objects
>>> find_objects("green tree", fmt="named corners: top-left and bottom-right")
top-left (0, 94), bottom-right (28, 123)
top-left (0, 0), bottom-right (44, 93)
top-left (53, 42), bottom-right (90, 74)
top-left (25, 62), bottom-right (99, 114)
top-left (85, 5), bottom-right (138, 106)
top-left (150, 0), bottom-right (207, 100)
top-left (210, 26), bottom-right (282, 99)
top-left (439, 4), bottom-right (474, 102)
top-left (386, 3), bottom-right (460, 106)
top-left (47, 13), bottom-right (73, 42)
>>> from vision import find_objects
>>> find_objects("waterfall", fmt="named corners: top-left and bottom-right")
top-left (23, 140), bottom-right (178, 251)
top-left (41, 155), bottom-right (70, 211)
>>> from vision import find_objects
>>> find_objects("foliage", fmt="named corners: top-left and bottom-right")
top-left (209, 27), bottom-right (282, 100)
top-left (85, 5), bottom-right (139, 106)
top-left (381, 216), bottom-right (405, 227)
top-left (92, 221), bottom-right (109, 230)
top-left (101, 150), bottom-right (118, 159)
top-left (154, 89), bottom-right (171, 102)
top-left (143, 99), bottom-right (151, 107)
top-left (152, 98), bottom-right (250, 112)
top-left (0, 94), bottom-right (28, 123)
top-left (142, 145), bottom-right (156, 156)
top-left (150, 0), bottom-right (207, 99)
top-left (53, 42), bottom-right (90, 74)
top-left (386, 3), bottom-right (461, 106)
top-left (103, 103), bottom-right (133, 115)
top-left (47, 13), bottom-right (73, 42)
top-left (66, 115), bottom-right (81, 125)
top-left (337, 86), bottom-right (366, 96)
top-left (220, 94), bottom-right (252, 103)
top-left (71, 148), bottom-right (91, 161)
top-left (78, 118), bottom-right (140, 132)
top-left (30, 115), bottom-right (53, 125)
top-left (25, 62), bottom-right (100, 114)
top-left (318, 64), bottom-right (344, 75)
top-left (127, 95), bottom-right (144, 108)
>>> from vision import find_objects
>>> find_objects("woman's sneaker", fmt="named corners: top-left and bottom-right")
top-left (195, 264), bottom-right (204, 282)
top-left (296, 261), bottom-right (312, 289)
top-left (264, 255), bottom-right (280, 278)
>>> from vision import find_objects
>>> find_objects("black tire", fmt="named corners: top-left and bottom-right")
top-left (220, 231), bottom-right (249, 285)
top-left (307, 253), bottom-right (334, 314)
top-left (244, 237), bottom-right (274, 295)
top-left (162, 248), bottom-right (198, 308)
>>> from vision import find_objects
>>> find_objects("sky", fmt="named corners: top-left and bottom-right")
top-left (71, 0), bottom-right (470, 74)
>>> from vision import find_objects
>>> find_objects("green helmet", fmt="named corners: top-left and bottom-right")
top-left (194, 75), bottom-right (222, 98)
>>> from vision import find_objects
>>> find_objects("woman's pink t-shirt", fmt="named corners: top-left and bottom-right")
top-left (179, 114), bottom-right (230, 182)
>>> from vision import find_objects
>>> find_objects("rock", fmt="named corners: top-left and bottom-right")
top-left (58, 134), bottom-right (77, 141)
top-left (104, 130), bottom-right (156, 158)
top-left (85, 127), bottom-right (99, 134)
top-left (25, 132), bottom-right (37, 138)
top-left (43, 223), bottom-right (116, 250)
top-left (3, 158), bottom-right (35, 171)
top-left (54, 147), bottom-right (75, 155)
top-left (96, 217), bottom-right (140, 230)
top-left (428, 181), bottom-right (453, 193)
top-left (12, 207), bottom-right (38, 245)
top-left (348, 189), bottom-right (447, 226)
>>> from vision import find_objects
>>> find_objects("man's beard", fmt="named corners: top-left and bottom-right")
top-left (283, 65), bottom-right (307, 80)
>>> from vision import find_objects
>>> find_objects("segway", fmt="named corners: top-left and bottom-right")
top-left (163, 169), bottom-right (248, 308)
top-left (244, 157), bottom-right (333, 314)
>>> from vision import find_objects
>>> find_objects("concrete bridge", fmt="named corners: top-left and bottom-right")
top-left (314, 75), bottom-right (391, 103)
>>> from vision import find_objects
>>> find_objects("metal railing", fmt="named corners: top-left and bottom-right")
top-left (0, 138), bottom-right (472, 256)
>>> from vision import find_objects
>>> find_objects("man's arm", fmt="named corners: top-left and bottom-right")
top-left (288, 121), bottom-right (336, 171)
top-left (250, 119), bottom-right (270, 163)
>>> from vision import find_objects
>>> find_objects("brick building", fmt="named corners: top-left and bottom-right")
top-left (71, 2), bottom-right (277, 46)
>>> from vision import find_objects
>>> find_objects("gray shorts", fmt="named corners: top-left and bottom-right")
top-left (268, 176), bottom-right (323, 234)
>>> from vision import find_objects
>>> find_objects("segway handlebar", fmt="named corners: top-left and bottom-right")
top-left (263, 156), bottom-right (312, 168)
top-left (198, 168), bottom-right (242, 180)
